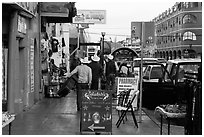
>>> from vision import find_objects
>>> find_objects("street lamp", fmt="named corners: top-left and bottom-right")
top-left (101, 32), bottom-right (106, 68)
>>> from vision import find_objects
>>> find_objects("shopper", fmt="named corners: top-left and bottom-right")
top-left (89, 55), bottom-right (103, 90)
top-left (66, 57), bottom-right (92, 111)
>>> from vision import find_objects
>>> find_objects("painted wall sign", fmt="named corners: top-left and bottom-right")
top-left (80, 90), bottom-right (112, 133)
top-left (73, 10), bottom-right (106, 24)
top-left (18, 15), bottom-right (27, 34)
top-left (30, 38), bottom-right (35, 93)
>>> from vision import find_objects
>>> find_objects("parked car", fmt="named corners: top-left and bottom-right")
top-left (156, 58), bottom-right (167, 64)
top-left (142, 58), bottom-right (201, 109)
top-left (133, 58), bottom-right (159, 76)
top-left (143, 65), bottom-right (164, 82)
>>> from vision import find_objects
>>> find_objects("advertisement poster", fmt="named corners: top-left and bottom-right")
top-left (80, 90), bottom-right (112, 133)
top-left (116, 77), bottom-right (139, 109)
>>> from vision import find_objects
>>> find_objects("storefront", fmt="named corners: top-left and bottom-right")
top-left (39, 2), bottom-right (77, 97)
top-left (2, 2), bottom-right (40, 114)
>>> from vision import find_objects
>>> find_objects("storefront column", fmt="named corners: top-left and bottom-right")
top-left (7, 11), bottom-right (18, 114)
top-left (62, 24), bottom-right (70, 73)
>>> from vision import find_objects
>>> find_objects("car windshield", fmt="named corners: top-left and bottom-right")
top-left (164, 63), bottom-right (200, 82)
top-left (150, 66), bottom-right (163, 79)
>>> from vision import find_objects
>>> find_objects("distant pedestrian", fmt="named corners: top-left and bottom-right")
top-left (105, 54), bottom-right (118, 92)
top-left (89, 55), bottom-right (103, 90)
top-left (66, 57), bottom-right (92, 111)
top-left (119, 61), bottom-right (128, 77)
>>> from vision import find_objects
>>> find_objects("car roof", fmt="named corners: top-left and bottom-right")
top-left (134, 58), bottom-right (158, 61)
top-left (147, 65), bottom-right (163, 67)
top-left (167, 58), bottom-right (201, 64)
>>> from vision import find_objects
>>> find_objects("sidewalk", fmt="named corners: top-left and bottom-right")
top-left (2, 90), bottom-right (184, 135)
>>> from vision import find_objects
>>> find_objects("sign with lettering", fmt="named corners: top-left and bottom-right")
top-left (116, 77), bottom-right (139, 108)
top-left (18, 15), bottom-right (27, 34)
top-left (30, 38), bottom-right (35, 93)
top-left (73, 10), bottom-right (106, 24)
top-left (80, 90), bottom-right (112, 133)
top-left (117, 77), bottom-right (139, 94)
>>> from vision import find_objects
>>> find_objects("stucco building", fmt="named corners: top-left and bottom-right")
top-left (2, 2), bottom-right (77, 114)
top-left (153, 2), bottom-right (202, 59)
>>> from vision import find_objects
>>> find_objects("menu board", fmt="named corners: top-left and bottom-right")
top-left (80, 90), bottom-right (112, 133)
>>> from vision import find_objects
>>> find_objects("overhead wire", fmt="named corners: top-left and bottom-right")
top-left (85, 31), bottom-right (131, 37)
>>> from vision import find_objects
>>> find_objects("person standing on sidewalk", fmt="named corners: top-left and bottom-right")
top-left (66, 57), bottom-right (92, 111)
top-left (105, 54), bottom-right (119, 96)
top-left (89, 54), bottom-right (103, 90)
top-left (118, 60), bottom-right (128, 77)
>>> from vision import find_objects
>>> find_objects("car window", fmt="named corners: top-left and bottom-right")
top-left (150, 67), bottom-right (163, 79)
top-left (178, 65), bottom-right (185, 82)
top-left (144, 66), bottom-right (151, 78)
top-left (171, 64), bottom-right (178, 79)
top-left (179, 64), bottom-right (199, 82)
top-left (164, 63), bottom-right (173, 81)
top-left (182, 64), bottom-right (199, 73)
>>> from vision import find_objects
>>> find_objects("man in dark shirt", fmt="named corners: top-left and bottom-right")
top-left (89, 55), bottom-right (103, 90)
top-left (105, 54), bottom-right (118, 91)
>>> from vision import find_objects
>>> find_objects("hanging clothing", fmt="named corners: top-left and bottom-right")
top-left (51, 38), bottom-right (59, 52)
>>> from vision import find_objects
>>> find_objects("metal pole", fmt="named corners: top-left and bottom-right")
top-left (98, 35), bottom-right (104, 90)
top-left (101, 32), bottom-right (105, 69)
top-left (102, 35), bottom-right (104, 68)
top-left (139, 22), bottom-right (144, 122)
top-left (70, 24), bottom-right (80, 56)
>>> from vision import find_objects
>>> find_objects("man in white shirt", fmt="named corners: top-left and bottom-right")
top-left (66, 57), bottom-right (92, 111)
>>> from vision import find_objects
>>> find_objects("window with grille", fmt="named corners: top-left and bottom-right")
top-left (183, 14), bottom-right (197, 24)
top-left (183, 31), bottom-right (196, 41)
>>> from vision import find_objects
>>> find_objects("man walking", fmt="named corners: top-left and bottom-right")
top-left (66, 57), bottom-right (92, 111)
top-left (105, 54), bottom-right (119, 92)
top-left (89, 55), bottom-right (103, 90)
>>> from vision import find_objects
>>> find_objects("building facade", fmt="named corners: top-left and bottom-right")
top-left (2, 2), bottom-right (77, 114)
top-left (2, 2), bottom-right (41, 114)
top-left (130, 22), bottom-right (155, 57)
top-left (153, 2), bottom-right (202, 59)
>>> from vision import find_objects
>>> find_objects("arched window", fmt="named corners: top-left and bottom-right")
top-left (183, 31), bottom-right (196, 41)
top-left (183, 14), bottom-right (197, 24)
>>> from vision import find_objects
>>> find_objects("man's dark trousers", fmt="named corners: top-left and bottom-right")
top-left (76, 83), bottom-right (89, 111)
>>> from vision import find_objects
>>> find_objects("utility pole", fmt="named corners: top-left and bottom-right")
top-left (139, 22), bottom-right (144, 122)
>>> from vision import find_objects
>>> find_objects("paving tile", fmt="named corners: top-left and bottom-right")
top-left (2, 90), bottom-right (184, 135)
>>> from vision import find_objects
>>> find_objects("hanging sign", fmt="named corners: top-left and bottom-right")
top-left (73, 10), bottom-right (106, 24)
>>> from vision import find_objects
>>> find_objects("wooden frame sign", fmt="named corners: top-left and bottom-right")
top-left (80, 90), bottom-right (112, 134)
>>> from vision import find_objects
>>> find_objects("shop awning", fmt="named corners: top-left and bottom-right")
top-left (40, 2), bottom-right (77, 23)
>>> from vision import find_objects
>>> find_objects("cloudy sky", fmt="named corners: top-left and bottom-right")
top-left (75, 0), bottom-right (178, 42)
